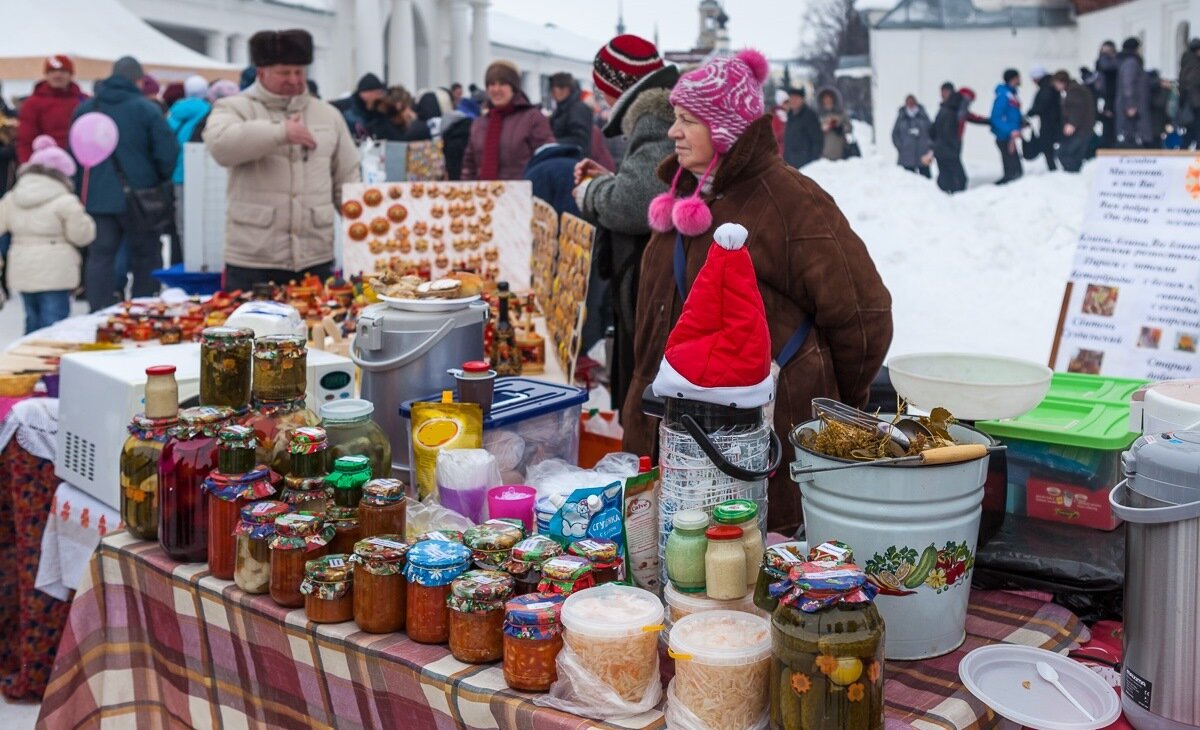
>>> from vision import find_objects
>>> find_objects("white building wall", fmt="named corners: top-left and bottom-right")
top-left (871, 26), bottom-right (1078, 167)
top-left (1076, 0), bottom-right (1198, 74)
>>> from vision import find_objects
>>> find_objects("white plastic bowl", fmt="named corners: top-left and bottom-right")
top-left (887, 353), bottom-right (1052, 421)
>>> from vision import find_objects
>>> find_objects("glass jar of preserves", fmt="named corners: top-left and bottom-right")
top-left (242, 398), bottom-right (320, 477)
top-left (360, 479), bottom-right (407, 539)
top-left (714, 500), bottom-right (766, 589)
top-left (122, 366), bottom-right (180, 540)
top-left (769, 562), bottom-right (885, 730)
top-left (502, 535), bottom-right (563, 595)
top-left (269, 513), bottom-right (334, 608)
top-left (326, 455), bottom-right (371, 509)
top-left (200, 326), bottom-right (254, 410)
top-left (279, 427), bottom-right (332, 516)
top-left (753, 542), bottom-right (808, 614)
top-left (666, 509), bottom-right (709, 593)
top-left (202, 425), bottom-right (275, 580)
top-left (463, 519), bottom-right (525, 570)
top-left (253, 335), bottom-right (307, 402)
top-left (301, 554), bottom-right (354, 624)
top-left (350, 535), bottom-right (409, 633)
top-left (403, 539), bottom-right (472, 644)
top-left (705, 525), bottom-right (746, 601)
top-left (143, 364), bottom-right (178, 419)
top-left (320, 399), bottom-right (392, 479)
top-left (326, 506), bottom-right (361, 554)
top-left (448, 570), bottom-right (514, 663)
top-left (159, 406), bottom-right (234, 562)
top-left (503, 592), bottom-right (566, 692)
top-left (234, 501), bottom-right (292, 594)
top-left (567, 538), bottom-right (622, 585)
top-left (537, 555), bottom-right (595, 596)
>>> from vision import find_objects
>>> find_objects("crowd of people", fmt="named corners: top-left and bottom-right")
top-left (884, 36), bottom-right (1200, 192)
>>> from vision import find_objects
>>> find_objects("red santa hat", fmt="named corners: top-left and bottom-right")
top-left (651, 223), bottom-right (774, 409)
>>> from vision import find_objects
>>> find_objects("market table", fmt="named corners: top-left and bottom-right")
top-left (37, 532), bottom-right (1089, 729)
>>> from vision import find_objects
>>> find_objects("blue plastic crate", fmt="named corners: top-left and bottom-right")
top-left (152, 264), bottom-right (222, 296)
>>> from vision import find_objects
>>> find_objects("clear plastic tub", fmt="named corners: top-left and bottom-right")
top-left (667, 610), bottom-right (772, 730)
top-left (560, 584), bottom-right (664, 703)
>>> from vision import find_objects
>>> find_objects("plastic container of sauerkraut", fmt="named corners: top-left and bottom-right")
top-left (664, 582), bottom-right (765, 625)
top-left (667, 610), bottom-right (772, 730)
top-left (560, 584), bottom-right (664, 703)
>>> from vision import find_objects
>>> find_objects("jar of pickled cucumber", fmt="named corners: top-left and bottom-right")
top-left (121, 418), bottom-right (176, 540)
top-left (253, 335), bottom-right (307, 402)
top-left (325, 455), bottom-right (371, 509)
top-left (320, 400), bottom-right (391, 479)
top-left (280, 427), bottom-right (332, 515)
top-left (769, 562), bottom-right (885, 730)
top-left (200, 327), bottom-right (254, 410)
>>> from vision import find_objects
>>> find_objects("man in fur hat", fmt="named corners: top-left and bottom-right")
top-left (204, 29), bottom-right (360, 290)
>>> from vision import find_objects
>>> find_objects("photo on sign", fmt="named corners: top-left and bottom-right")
top-left (1082, 284), bottom-right (1119, 317)
top-left (1068, 348), bottom-right (1105, 375)
top-left (1137, 327), bottom-right (1163, 349)
top-left (1176, 332), bottom-right (1197, 353)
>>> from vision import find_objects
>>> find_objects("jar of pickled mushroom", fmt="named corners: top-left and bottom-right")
top-left (403, 539), bottom-right (472, 644)
top-left (159, 406), bottom-right (235, 562)
top-left (325, 505), bottom-right (361, 554)
top-left (463, 519), bottom-right (525, 571)
top-left (200, 326), bottom-right (254, 410)
top-left (536, 555), bottom-right (595, 597)
top-left (301, 554), bottom-right (354, 624)
top-left (279, 427), bottom-right (332, 515)
top-left (253, 335), bottom-right (307, 402)
top-left (234, 500), bottom-right (291, 594)
top-left (448, 570), bottom-right (514, 663)
top-left (567, 538), bottom-right (622, 585)
top-left (268, 513), bottom-right (333, 608)
top-left (359, 478), bottom-right (407, 539)
top-left (350, 535), bottom-right (409, 633)
top-left (326, 455), bottom-right (371, 509)
top-left (320, 399), bottom-right (391, 479)
top-left (502, 592), bottom-right (566, 692)
top-left (502, 535), bottom-right (563, 595)
top-left (202, 425), bottom-right (275, 579)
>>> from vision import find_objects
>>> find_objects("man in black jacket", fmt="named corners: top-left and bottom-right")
top-left (333, 73), bottom-right (389, 141)
top-left (1178, 39), bottom-right (1200, 148)
top-left (783, 87), bottom-right (822, 168)
top-left (1091, 41), bottom-right (1120, 148)
top-left (1027, 66), bottom-right (1062, 171)
top-left (549, 72), bottom-right (593, 157)
top-left (1054, 70), bottom-right (1095, 173)
top-left (930, 83), bottom-right (967, 193)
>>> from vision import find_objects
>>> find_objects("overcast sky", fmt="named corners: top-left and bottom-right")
top-left (489, 0), bottom-right (809, 61)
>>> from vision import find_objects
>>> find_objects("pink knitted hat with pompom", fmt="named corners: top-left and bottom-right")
top-left (649, 49), bottom-right (769, 237)
top-left (26, 135), bottom-right (77, 179)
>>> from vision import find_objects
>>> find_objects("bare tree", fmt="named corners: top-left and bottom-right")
top-left (800, 0), bottom-right (870, 87)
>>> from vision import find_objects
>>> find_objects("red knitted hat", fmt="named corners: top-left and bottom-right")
top-left (44, 55), bottom-right (74, 75)
top-left (593, 34), bottom-right (664, 100)
top-left (651, 223), bottom-right (774, 409)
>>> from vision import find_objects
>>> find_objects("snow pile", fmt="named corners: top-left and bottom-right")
top-left (801, 150), bottom-right (1090, 363)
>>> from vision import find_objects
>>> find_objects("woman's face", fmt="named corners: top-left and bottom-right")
top-left (668, 106), bottom-right (716, 175)
top-left (487, 81), bottom-right (514, 108)
top-left (821, 93), bottom-right (834, 111)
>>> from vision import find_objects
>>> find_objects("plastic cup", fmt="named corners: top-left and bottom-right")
top-left (487, 485), bottom-right (537, 532)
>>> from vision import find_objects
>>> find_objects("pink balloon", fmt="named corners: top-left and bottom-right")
top-left (69, 112), bottom-right (119, 168)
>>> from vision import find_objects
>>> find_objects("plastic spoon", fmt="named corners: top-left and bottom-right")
top-left (1036, 661), bottom-right (1094, 721)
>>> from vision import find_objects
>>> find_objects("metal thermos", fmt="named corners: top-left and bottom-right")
top-left (1110, 431), bottom-right (1200, 730)
top-left (351, 302), bottom-right (488, 481)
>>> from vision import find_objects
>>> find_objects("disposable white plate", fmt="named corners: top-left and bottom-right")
top-left (377, 294), bottom-right (482, 312)
top-left (958, 645), bottom-right (1121, 730)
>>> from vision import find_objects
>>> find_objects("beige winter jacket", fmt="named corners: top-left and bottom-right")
top-left (0, 167), bottom-right (95, 293)
top-left (203, 82), bottom-right (360, 272)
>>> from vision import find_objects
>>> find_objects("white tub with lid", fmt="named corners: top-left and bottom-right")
top-left (667, 610), bottom-right (772, 730)
top-left (560, 584), bottom-right (664, 703)
top-left (663, 582), bottom-right (765, 627)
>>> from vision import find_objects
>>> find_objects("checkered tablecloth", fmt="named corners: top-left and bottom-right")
top-left (37, 533), bottom-right (1090, 729)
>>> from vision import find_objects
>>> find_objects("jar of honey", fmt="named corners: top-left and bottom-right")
top-left (503, 592), bottom-right (566, 692)
top-left (350, 535), bottom-right (409, 633)
top-left (268, 513), bottom-right (333, 608)
top-left (448, 570), bottom-right (514, 663)
top-left (301, 554), bottom-right (354, 624)
top-left (403, 539), bottom-right (472, 644)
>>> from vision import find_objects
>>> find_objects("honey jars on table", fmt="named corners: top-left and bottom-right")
top-left (536, 555), bottom-right (595, 597)
top-left (279, 427), bottom-right (332, 515)
top-left (463, 519), bottom-right (525, 571)
top-left (350, 535), bottom-right (409, 633)
top-left (199, 326), bottom-right (253, 410)
top-left (121, 365), bottom-right (179, 541)
top-left (234, 501), bottom-right (292, 594)
top-left (502, 535), bottom-right (563, 595)
top-left (301, 554), bottom-right (354, 623)
top-left (268, 513), bottom-right (334, 608)
top-left (359, 479), bottom-right (407, 539)
top-left (159, 406), bottom-right (235, 562)
top-left (567, 538), bottom-right (622, 585)
top-left (403, 539), bottom-right (472, 644)
top-left (502, 592), bottom-right (567, 692)
top-left (448, 570), bottom-right (514, 663)
top-left (202, 425), bottom-right (275, 580)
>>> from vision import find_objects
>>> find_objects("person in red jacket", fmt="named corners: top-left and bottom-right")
top-left (16, 55), bottom-right (88, 163)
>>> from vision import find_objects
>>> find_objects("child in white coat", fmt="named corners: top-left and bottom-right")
top-left (0, 135), bottom-right (95, 333)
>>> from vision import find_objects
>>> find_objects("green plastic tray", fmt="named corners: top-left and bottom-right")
top-left (976, 396), bottom-right (1140, 451)
top-left (1045, 373), bottom-right (1148, 406)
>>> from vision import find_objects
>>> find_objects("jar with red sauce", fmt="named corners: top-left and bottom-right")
top-left (325, 506), bottom-right (361, 554)
top-left (159, 406), bottom-right (235, 562)
top-left (448, 570), bottom-right (514, 663)
top-left (403, 539), bottom-right (472, 644)
top-left (202, 425), bottom-right (275, 579)
top-left (349, 535), bottom-right (409, 633)
top-left (301, 554), bottom-right (354, 623)
top-left (503, 592), bottom-right (566, 692)
top-left (268, 513), bottom-right (334, 608)
top-left (359, 478), bottom-right (407, 539)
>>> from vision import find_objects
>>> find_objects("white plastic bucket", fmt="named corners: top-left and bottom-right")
top-left (789, 419), bottom-right (993, 660)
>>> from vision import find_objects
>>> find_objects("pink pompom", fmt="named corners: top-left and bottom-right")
top-left (736, 49), bottom-right (769, 84)
top-left (672, 195), bottom-right (713, 237)
top-left (648, 191), bottom-right (677, 233)
top-left (32, 135), bottom-right (56, 152)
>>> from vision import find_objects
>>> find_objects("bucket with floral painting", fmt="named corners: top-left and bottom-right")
top-left (788, 416), bottom-right (995, 660)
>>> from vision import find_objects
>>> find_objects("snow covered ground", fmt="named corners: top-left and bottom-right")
top-left (802, 125), bottom-right (1089, 365)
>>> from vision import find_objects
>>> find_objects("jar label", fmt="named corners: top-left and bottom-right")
top-left (577, 539), bottom-right (604, 551)
top-left (327, 557), bottom-right (346, 568)
top-left (525, 601), bottom-right (554, 610)
top-left (770, 545), bottom-right (804, 564)
top-left (292, 514), bottom-right (316, 522)
top-left (369, 538), bottom-right (407, 549)
top-left (473, 575), bottom-right (500, 584)
top-left (253, 502), bottom-right (277, 514)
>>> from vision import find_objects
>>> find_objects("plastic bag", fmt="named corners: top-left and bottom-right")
top-left (665, 679), bottom-right (768, 730)
top-left (533, 637), bottom-right (662, 720)
top-left (404, 495), bottom-right (473, 541)
top-left (435, 449), bottom-right (501, 523)
top-left (526, 453), bottom-right (640, 500)
top-left (411, 401), bottom-right (482, 500)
